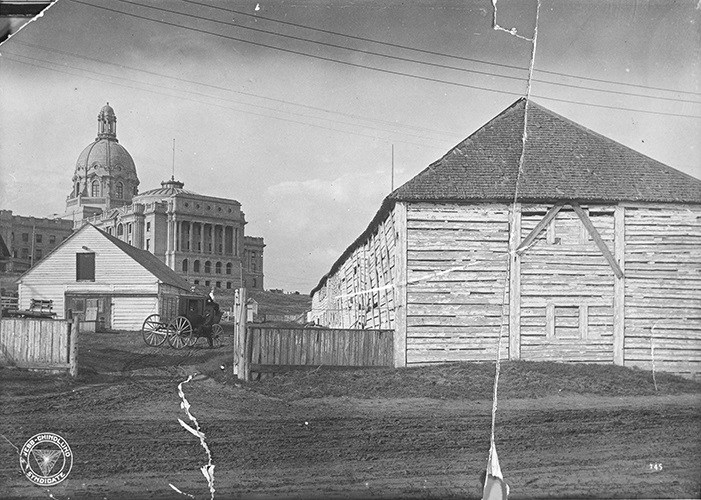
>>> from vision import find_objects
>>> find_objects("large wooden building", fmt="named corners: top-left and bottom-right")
top-left (310, 98), bottom-right (701, 379)
top-left (16, 223), bottom-right (192, 331)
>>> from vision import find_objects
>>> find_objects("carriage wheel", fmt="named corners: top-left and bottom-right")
top-left (211, 324), bottom-right (224, 348)
top-left (167, 316), bottom-right (193, 349)
top-left (142, 314), bottom-right (168, 346)
top-left (185, 331), bottom-right (199, 347)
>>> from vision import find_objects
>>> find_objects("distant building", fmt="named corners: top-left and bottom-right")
top-left (0, 210), bottom-right (73, 273)
top-left (62, 103), bottom-right (264, 290)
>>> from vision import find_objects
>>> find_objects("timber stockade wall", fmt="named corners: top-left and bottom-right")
top-left (239, 326), bottom-right (394, 380)
top-left (0, 317), bottom-right (78, 376)
top-left (311, 201), bottom-right (701, 379)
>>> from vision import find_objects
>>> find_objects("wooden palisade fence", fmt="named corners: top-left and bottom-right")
top-left (0, 317), bottom-right (78, 377)
top-left (233, 288), bottom-right (394, 381)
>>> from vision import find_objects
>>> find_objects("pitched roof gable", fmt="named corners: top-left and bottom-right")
top-left (94, 226), bottom-right (191, 291)
top-left (391, 98), bottom-right (701, 204)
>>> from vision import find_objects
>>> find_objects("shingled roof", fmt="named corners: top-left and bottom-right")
top-left (310, 99), bottom-right (701, 295)
top-left (391, 98), bottom-right (701, 204)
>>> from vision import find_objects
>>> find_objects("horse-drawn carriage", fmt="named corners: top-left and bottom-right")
top-left (141, 293), bottom-right (224, 349)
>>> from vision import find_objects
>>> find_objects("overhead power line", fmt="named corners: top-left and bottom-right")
top-left (3, 53), bottom-right (450, 149)
top-left (183, 0), bottom-right (701, 99)
top-left (113, 0), bottom-right (700, 105)
top-left (14, 40), bottom-right (456, 138)
top-left (65, 0), bottom-right (701, 119)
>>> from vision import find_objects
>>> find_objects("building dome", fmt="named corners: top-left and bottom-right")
top-left (133, 177), bottom-right (196, 203)
top-left (67, 103), bottom-right (139, 208)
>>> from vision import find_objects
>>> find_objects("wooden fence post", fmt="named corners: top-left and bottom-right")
top-left (68, 317), bottom-right (79, 378)
top-left (235, 288), bottom-right (249, 381)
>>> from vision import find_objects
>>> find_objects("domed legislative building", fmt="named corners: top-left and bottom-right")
top-left (63, 104), bottom-right (264, 291)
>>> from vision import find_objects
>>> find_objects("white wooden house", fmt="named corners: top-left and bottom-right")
top-left (16, 223), bottom-right (192, 331)
top-left (310, 98), bottom-right (701, 378)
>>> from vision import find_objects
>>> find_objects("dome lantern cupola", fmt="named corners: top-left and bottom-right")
top-left (97, 102), bottom-right (117, 140)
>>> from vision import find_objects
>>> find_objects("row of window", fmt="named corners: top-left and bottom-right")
top-left (76, 180), bottom-right (134, 199)
top-left (182, 259), bottom-right (234, 274)
top-left (192, 278), bottom-right (258, 289)
top-left (17, 233), bottom-right (58, 244)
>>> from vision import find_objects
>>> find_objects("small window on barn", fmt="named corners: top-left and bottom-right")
top-left (76, 253), bottom-right (96, 281)
top-left (546, 304), bottom-right (588, 340)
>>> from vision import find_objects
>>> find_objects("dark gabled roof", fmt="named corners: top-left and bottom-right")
top-left (310, 98), bottom-right (701, 296)
top-left (95, 226), bottom-right (191, 291)
top-left (391, 98), bottom-right (701, 204)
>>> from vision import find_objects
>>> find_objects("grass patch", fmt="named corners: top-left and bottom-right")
top-left (228, 361), bottom-right (701, 401)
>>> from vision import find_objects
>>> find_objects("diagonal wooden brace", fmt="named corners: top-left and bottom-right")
top-left (515, 201), bottom-right (564, 255)
top-left (571, 202), bottom-right (624, 279)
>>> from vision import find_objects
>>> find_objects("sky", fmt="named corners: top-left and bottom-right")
top-left (0, 0), bottom-right (699, 293)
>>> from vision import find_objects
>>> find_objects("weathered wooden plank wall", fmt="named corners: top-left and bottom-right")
top-left (519, 205), bottom-right (616, 363)
top-left (623, 204), bottom-right (701, 378)
top-left (310, 208), bottom-right (398, 330)
top-left (405, 203), bottom-right (510, 364)
top-left (246, 327), bottom-right (394, 373)
top-left (0, 318), bottom-right (77, 375)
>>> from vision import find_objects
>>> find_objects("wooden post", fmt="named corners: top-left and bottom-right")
top-left (68, 318), bottom-right (78, 378)
top-left (509, 202), bottom-right (521, 360)
top-left (393, 202), bottom-right (407, 368)
top-left (235, 288), bottom-right (248, 381)
top-left (613, 205), bottom-right (625, 366)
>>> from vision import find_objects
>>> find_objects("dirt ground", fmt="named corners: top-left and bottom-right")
top-left (1, 328), bottom-right (700, 500)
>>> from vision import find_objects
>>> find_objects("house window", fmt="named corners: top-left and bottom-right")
top-left (91, 180), bottom-right (100, 197)
top-left (116, 182), bottom-right (124, 199)
top-left (194, 279), bottom-right (200, 285)
top-left (49, 235), bottom-right (56, 244)
top-left (204, 261), bottom-right (211, 274)
top-left (226, 263), bottom-right (232, 275)
top-left (215, 262), bottom-right (222, 274)
top-left (216, 281), bottom-right (221, 288)
top-left (205, 280), bottom-right (210, 287)
top-left (128, 223), bottom-right (132, 234)
top-left (182, 259), bottom-right (189, 272)
top-left (76, 253), bottom-right (96, 281)
top-left (226, 282), bottom-right (232, 289)
top-left (194, 260), bottom-right (200, 272)
top-left (252, 278), bottom-right (257, 288)
top-left (146, 239), bottom-right (150, 251)
top-left (252, 262), bottom-right (256, 272)
top-left (35, 234), bottom-right (42, 243)
top-left (252, 252), bottom-right (256, 259)
top-left (146, 222), bottom-right (151, 232)
top-left (35, 249), bottom-right (42, 260)
top-left (22, 233), bottom-right (28, 242)
top-left (117, 224), bottom-right (124, 237)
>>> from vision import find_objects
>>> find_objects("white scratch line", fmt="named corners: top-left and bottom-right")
top-left (491, 0), bottom-right (534, 41)
top-left (0, 1), bottom-right (60, 48)
top-left (177, 374), bottom-right (216, 500)
top-left (0, 433), bottom-right (20, 453)
top-left (169, 483), bottom-right (195, 498)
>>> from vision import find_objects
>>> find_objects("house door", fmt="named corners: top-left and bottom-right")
top-left (65, 294), bottom-right (112, 332)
